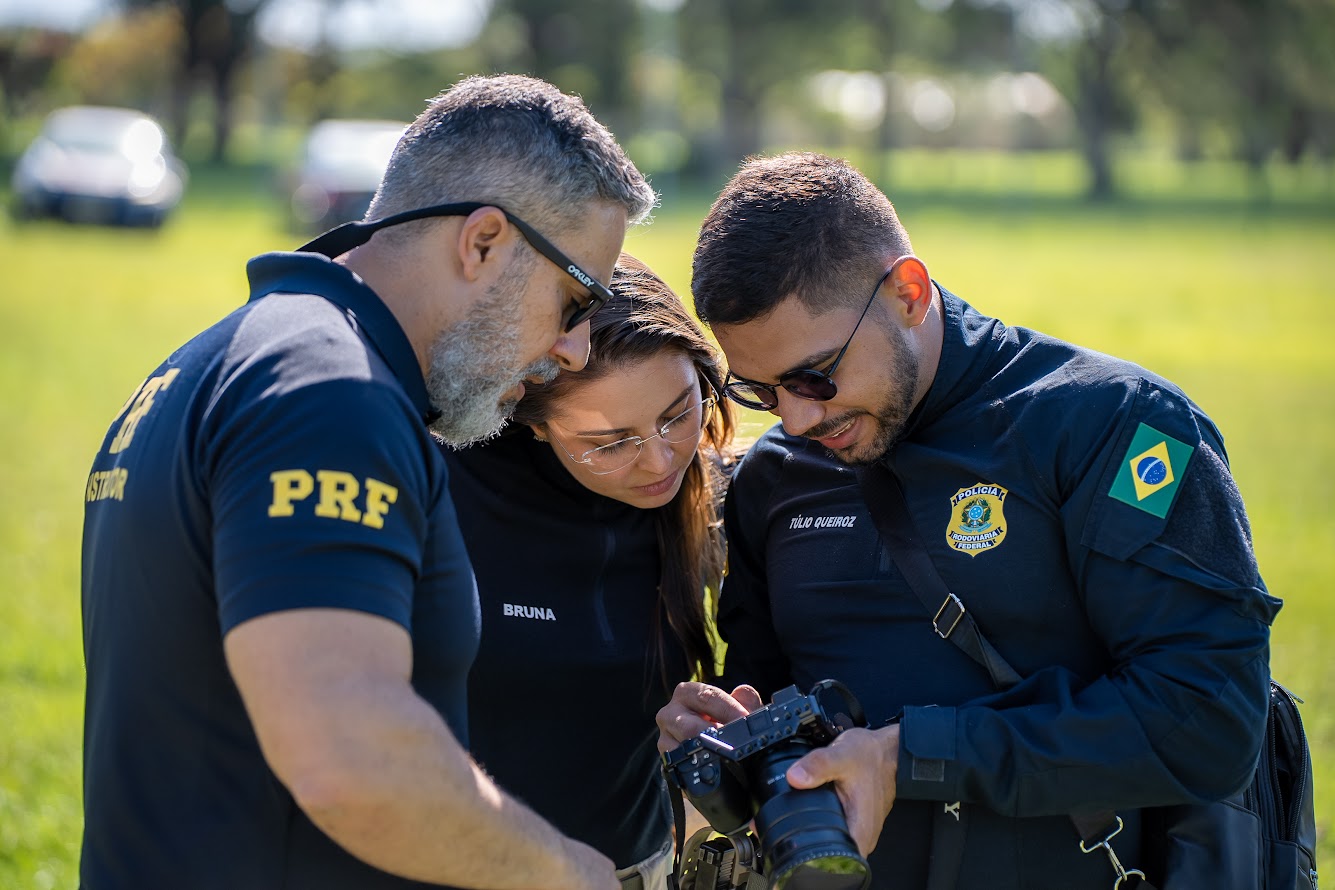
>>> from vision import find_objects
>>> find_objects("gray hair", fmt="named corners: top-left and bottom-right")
top-left (368, 74), bottom-right (656, 239)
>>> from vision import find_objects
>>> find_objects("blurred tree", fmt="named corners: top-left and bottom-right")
top-left (1130, 0), bottom-right (1335, 189)
top-left (960, 0), bottom-right (1137, 201)
top-left (674, 0), bottom-right (892, 177)
top-left (1033, 0), bottom-right (1335, 198)
top-left (1070, 2), bottom-right (1136, 200)
top-left (49, 6), bottom-right (181, 115)
top-left (481, 0), bottom-right (640, 134)
top-left (119, 0), bottom-right (268, 163)
top-left (0, 30), bottom-right (76, 120)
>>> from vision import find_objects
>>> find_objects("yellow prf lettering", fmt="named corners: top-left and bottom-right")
top-left (267, 469), bottom-right (399, 528)
top-left (315, 470), bottom-right (362, 522)
top-left (268, 470), bottom-right (315, 516)
top-left (361, 478), bottom-right (399, 529)
top-left (109, 368), bottom-right (180, 454)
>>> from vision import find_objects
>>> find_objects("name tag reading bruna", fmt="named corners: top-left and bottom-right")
top-left (661, 681), bottom-right (873, 890)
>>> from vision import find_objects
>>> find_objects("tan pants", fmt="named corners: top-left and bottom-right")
top-left (616, 840), bottom-right (673, 890)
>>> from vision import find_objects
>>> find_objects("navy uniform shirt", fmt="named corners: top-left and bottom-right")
top-left (80, 252), bottom-right (479, 889)
top-left (719, 287), bottom-right (1280, 890)
top-left (445, 428), bottom-right (684, 868)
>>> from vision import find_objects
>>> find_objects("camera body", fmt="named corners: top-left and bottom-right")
top-left (662, 681), bottom-right (872, 890)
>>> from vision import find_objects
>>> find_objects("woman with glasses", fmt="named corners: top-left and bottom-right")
top-left (441, 253), bottom-right (734, 888)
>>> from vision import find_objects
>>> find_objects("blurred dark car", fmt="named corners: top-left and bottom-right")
top-left (11, 106), bottom-right (188, 228)
top-left (289, 119), bottom-right (406, 232)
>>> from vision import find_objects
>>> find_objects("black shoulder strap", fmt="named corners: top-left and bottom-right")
top-left (857, 463), bottom-right (1022, 688)
top-left (856, 462), bottom-right (1147, 885)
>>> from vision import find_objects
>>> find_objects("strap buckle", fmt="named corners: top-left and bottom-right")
top-left (932, 593), bottom-right (966, 639)
top-left (1078, 816), bottom-right (1148, 890)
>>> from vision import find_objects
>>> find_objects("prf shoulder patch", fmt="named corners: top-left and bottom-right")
top-left (1108, 422), bottom-right (1195, 518)
top-left (946, 483), bottom-right (1008, 556)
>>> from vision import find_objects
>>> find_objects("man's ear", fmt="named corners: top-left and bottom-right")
top-left (456, 206), bottom-right (511, 282)
top-left (888, 255), bottom-right (933, 327)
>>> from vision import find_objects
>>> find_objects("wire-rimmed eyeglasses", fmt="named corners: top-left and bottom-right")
top-left (549, 395), bottom-right (717, 475)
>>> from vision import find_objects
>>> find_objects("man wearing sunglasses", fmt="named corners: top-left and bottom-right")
top-left (81, 75), bottom-right (654, 890)
top-left (656, 153), bottom-right (1277, 890)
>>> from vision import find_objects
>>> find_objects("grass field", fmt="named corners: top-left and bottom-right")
top-left (1, 153), bottom-right (1332, 886)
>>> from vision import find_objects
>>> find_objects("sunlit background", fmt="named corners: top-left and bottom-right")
top-left (1, 1), bottom-right (1332, 886)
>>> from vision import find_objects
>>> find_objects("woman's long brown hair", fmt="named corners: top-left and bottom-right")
top-left (512, 253), bottom-right (734, 685)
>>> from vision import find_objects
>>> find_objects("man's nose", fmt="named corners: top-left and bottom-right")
top-left (549, 322), bottom-right (591, 371)
top-left (774, 388), bottom-right (826, 439)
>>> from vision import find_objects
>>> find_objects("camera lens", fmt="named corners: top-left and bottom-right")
top-left (745, 740), bottom-right (871, 890)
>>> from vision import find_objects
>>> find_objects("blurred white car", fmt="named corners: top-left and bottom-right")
top-left (11, 106), bottom-right (187, 227)
top-left (289, 118), bottom-right (406, 231)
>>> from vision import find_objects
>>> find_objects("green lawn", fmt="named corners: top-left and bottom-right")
top-left (2, 155), bottom-right (1332, 885)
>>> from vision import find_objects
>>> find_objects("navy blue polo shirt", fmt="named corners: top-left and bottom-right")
top-left (80, 252), bottom-right (478, 889)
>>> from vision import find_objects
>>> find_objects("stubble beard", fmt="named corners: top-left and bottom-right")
top-left (814, 323), bottom-right (921, 467)
top-left (426, 265), bottom-right (561, 447)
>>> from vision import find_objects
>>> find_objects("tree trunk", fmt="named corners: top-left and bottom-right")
top-left (1075, 17), bottom-right (1118, 201)
top-left (719, 2), bottom-right (761, 171)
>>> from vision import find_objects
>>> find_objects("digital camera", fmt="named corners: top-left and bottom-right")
top-left (662, 681), bottom-right (872, 890)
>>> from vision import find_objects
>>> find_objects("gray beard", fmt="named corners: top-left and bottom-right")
top-left (425, 273), bottom-right (561, 447)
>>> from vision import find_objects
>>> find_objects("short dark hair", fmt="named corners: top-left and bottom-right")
top-left (691, 152), bottom-right (913, 325)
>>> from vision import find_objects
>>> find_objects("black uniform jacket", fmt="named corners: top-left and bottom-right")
top-left (444, 427), bottom-right (685, 868)
top-left (719, 288), bottom-right (1280, 889)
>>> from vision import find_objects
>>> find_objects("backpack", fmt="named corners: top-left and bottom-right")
top-left (1141, 680), bottom-right (1317, 890)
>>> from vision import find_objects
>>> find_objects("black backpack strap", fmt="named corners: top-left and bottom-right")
top-left (857, 464), bottom-right (1021, 688)
top-left (857, 462), bottom-right (1149, 887)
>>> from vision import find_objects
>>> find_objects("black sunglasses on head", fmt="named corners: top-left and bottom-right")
top-left (722, 260), bottom-right (906, 411)
top-left (297, 201), bottom-right (613, 332)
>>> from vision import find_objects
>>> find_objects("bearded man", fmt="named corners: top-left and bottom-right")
top-left (79, 74), bottom-right (654, 890)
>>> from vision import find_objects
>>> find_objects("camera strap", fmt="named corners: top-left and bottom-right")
top-left (665, 765), bottom-right (689, 890)
top-left (856, 462), bottom-right (1153, 889)
top-left (663, 767), bottom-right (770, 889)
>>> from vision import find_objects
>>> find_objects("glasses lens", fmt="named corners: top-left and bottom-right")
top-left (564, 294), bottom-right (604, 332)
top-left (781, 370), bottom-right (838, 402)
top-left (583, 438), bottom-right (642, 474)
top-left (724, 381), bottom-right (778, 410)
top-left (661, 398), bottom-right (713, 443)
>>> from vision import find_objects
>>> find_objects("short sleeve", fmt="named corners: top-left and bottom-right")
top-left (205, 374), bottom-right (437, 635)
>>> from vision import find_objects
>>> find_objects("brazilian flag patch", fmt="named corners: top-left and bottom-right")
top-left (1108, 423), bottom-right (1195, 518)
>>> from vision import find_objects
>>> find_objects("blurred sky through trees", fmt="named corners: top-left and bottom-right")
top-left (0, 0), bottom-right (490, 49)
top-left (1, 0), bottom-right (1332, 201)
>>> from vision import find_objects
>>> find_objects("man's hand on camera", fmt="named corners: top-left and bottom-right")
top-left (655, 681), bottom-right (764, 752)
top-left (785, 723), bottom-right (900, 857)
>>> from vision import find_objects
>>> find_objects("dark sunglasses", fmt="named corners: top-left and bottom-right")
top-left (297, 201), bottom-right (613, 332)
top-left (722, 262), bottom-right (901, 411)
